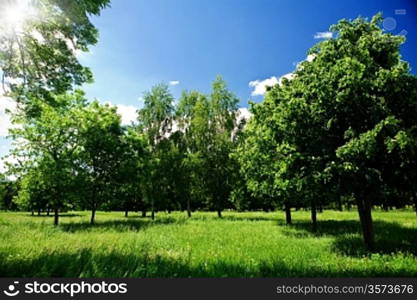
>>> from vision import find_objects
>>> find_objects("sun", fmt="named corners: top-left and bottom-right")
top-left (0, 0), bottom-right (37, 34)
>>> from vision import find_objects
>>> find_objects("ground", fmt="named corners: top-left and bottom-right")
top-left (0, 210), bottom-right (416, 277)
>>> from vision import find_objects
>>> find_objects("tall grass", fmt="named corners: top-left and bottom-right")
top-left (0, 210), bottom-right (416, 277)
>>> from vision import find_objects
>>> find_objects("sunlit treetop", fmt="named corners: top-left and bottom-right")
top-left (0, 0), bottom-right (38, 35)
top-left (0, 0), bottom-right (110, 114)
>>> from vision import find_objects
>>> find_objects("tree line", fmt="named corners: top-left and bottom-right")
top-left (4, 77), bottom-right (246, 226)
top-left (1, 0), bottom-right (417, 251)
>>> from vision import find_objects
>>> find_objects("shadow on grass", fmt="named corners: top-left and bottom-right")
top-left (221, 215), bottom-right (281, 223)
top-left (284, 220), bottom-right (417, 256)
top-left (29, 213), bottom-right (83, 218)
top-left (0, 248), bottom-right (415, 278)
top-left (185, 213), bottom-right (282, 223)
top-left (59, 217), bottom-right (184, 233)
top-left (124, 215), bottom-right (152, 219)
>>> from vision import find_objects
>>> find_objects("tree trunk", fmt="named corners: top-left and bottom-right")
top-left (141, 210), bottom-right (146, 217)
top-left (285, 203), bottom-right (292, 225)
top-left (318, 203), bottom-right (323, 213)
top-left (311, 199), bottom-right (317, 232)
top-left (337, 197), bottom-right (343, 211)
top-left (151, 199), bottom-right (155, 220)
top-left (357, 198), bottom-right (375, 251)
top-left (125, 210), bottom-right (128, 217)
top-left (413, 197), bottom-right (417, 216)
top-left (187, 198), bottom-right (192, 218)
top-left (47, 208), bottom-right (50, 216)
top-left (217, 209), bottom-right (222, 218)
top-left (53, 208), bottom-right (59, 226)
top-left (90, 208), bottom-right (96, 225)
top-left (37, 208), bottom-right (41, 216)
top-left (31, 210), bottom-right (34, 216)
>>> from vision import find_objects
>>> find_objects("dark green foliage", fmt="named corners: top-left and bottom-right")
top-left (0, 176), bottom-right (18, 211)
top-left (236, 14), bottom-right (417, 249)
top-left (11, 92), bottom-right (87, 224)
top-left (74, 101), bottom-right (125, 224)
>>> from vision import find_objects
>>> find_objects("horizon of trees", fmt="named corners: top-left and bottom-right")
top-left (1, 1), bottom-right (417, 252)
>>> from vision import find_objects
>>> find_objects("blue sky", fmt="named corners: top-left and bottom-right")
top-left (79, 0), bottom-right (417, 107)
top-left (1, 0), bottom-right (417, 166)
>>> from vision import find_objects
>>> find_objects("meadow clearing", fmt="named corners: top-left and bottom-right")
top-left (0, 209), bottom-right (416, 277)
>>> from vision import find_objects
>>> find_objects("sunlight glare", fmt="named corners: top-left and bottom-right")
top-left (0, 0), bottom-right (37, 34)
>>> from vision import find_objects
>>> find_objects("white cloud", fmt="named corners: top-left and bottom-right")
top-left (249, 73), bottom-right (294, 96)
top-left (103, 101), bottom-right (138, 125)
top-left (0, 96), bottom-right (17, 137)
top-left (238, 107), bottom-right (251, 120)
top-left (249, 53), bottom-right (317, 96)
top-left (115, 104), bottom-right (137, 126)
top-left (280, 73), bottom-right (295, 82)
top-left (169, 80), bottom-right (180, 86)
top-left (249, 77), bottom-right (279, 96)
top-left (314, 31), bottom-right (333, 39)
top-left (306, 54), bottom-right (316, 62)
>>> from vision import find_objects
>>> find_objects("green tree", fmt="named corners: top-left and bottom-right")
top-left (9, 91), bottom-right (85, 224)
top-left (176, 90), bottom-right (208, 217)
top-left (0, 174), bottom-right (18, 211)
top-left (199, 77), bottom-right (239, 217)
top-left (0, 0), bottom-right (110, 115)
top-left (238, 14), bottom-right (417, 250)
top-left (306, 14), bottom-right (417, 250)
top-left (14, 160), bottom-right (53, 215)
top-left (176, 78), bottom-right (240, 217)
top-left (137, 83), bottom-right (174, 220)
top-left (235, 101), bottom-right (294, 224)
top-left (116, 127), bottom-right (148, 217)
top-left (75, 101), bottom-right (124, 224)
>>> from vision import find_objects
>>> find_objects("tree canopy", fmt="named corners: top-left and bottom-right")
top-left (236, 14), bottom-right (417, 250)
top-left (0, 0), bottom-right (110, 115)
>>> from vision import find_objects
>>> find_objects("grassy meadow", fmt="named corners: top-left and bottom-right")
top-left (1, 210), bottom-right (417, 277)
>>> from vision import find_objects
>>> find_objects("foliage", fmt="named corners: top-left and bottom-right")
top-left (0, 0), bottom-right (110, 115)
top-left (10, 92), bottom-right (86, 224)
top-left (0, 175), bottom-right (18, 210)
top-left (74, 100), bottom-right (125, 224)
top-left (236, 14), bottom-right (417, 248)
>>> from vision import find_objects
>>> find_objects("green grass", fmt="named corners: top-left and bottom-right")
top-left (0, 210), bottom-right (417, 277)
